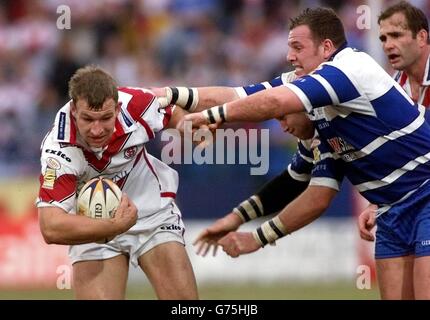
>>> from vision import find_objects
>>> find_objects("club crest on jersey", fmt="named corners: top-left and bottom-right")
top-left (124, 146), bottom-right (137, 159)
top-left (46, 157), bottom-right (61, 170)
top-left (311, 138), bottom-right (321, 162)
top-left (313, 147), bottom-right (321, 162)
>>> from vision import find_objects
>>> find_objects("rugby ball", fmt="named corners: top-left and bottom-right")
top-left (77, 177), bottom-right (122, 219)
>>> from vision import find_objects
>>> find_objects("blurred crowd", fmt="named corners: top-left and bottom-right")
top-left (0, 0), bottom-right (428, 180)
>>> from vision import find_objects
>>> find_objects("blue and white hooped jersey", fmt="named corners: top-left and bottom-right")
top-left (235, 71), bottom-right (298, 98)
top-left (286, 47), bottom-right (430, 209)
top-left (235, 71), bottom-right (316, 182)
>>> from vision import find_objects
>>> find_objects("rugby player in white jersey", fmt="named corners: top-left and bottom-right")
top-left (358, 2), bottom-right (430, 247)
top-left (181, 7), bottom-right (430, 300)
top-left (36, 66), bottom-right (198, 299)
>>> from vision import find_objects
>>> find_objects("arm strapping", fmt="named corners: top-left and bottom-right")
top-left (233, 169), bottom-right (309, 222)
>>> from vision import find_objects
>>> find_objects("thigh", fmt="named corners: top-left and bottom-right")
top-left (73, 254), bottom-right (129, 300)
top-left (376, 255), bottom-right (414, 300)
top-left (138, 241), bottom-right (198, 299)
top-left (413, 256), bottom-right (430, 299)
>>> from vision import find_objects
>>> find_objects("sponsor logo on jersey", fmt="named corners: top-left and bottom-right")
top-left (327, 137), bottom-right (354, 154)
top-left (124, 146), bottom-right (137, 159)
top-left (58, 112), bottom-right (66, 140)
top-left (120, 109), bottom-right (133, 127)
top-left (45, 149), bottom-right (72, 162)
top-left (160, 224), bottom-right (182, 231)
top-left (42, 168), bottom-right (57, 189)
top-left (46, 157), bottom-right (61, 170)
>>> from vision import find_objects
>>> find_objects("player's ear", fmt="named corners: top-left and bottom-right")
top-left (115, 102), bottom-right (122, 116)
top-left (71, 101), bottom-right (77, 118)
top-left (321, 39), bottom-right (335, 59)
top-left (417, 29), bottom-right (428, 47)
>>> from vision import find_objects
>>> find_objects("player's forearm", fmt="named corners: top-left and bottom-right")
top-left (193, 87), bottom-right (239, 111)
top-left (224, 86), bottom-right (304, 123)
top-left (165, 86), bottom-right (240, 112)
top-left (38, 207), bottom-right (121, 245)
top-left (277, 185), bottom-right (337, 233)
top-left (256, 169), bottom-right (309, 215)
top-left (252, 186), bottom-right (337, 247)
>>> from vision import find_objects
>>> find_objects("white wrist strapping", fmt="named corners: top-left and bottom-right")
top-left (168, 87), bottom-right (199, 112)
top-left (203, 104), bottom-right (227, 124)
top-left (253, 216), bottom-right (289, 247)
top-left (233, 195), bottom-right (264, 222)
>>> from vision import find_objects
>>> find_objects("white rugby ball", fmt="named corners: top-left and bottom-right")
top-left (77, 177), bottom-right (122, 219)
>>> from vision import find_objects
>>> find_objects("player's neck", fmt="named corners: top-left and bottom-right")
top-left (405, 46), bottom-right (430, 85)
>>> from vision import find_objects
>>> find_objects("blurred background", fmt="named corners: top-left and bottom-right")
top-left (0, 0), bottom-right (427, 299)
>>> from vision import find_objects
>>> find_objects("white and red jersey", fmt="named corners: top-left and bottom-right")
top-left (37, 87), bottom-right (177, 218)
top-left (393, 53), bottom-right (430, 107)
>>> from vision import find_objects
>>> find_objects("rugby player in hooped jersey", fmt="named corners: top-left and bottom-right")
top-left (36, 66), bottom-right (198, 299)
top-left (358, 1), bottom-right (430, 244)
top-left (182, 7), bottom-right (430, 300)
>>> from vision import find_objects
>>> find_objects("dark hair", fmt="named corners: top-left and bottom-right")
top-left (68, 65), bottom-right (118, 110)
top-left (289, 7), bottom-right (346, 48)
top-left (378, 1), bottom-right (429, 40)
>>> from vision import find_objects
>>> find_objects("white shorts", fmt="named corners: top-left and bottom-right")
top-left (69, 202), bottom-right (185, 267)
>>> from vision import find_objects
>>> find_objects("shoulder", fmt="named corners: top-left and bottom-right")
top-left (328, 49), bottom-right (395, 94)
top-left (118, 87), bottom-right (157, 119)
top-left (331, 49), bottom-right (385, 78)
top-left (41, 134), bottom-right (85, 171)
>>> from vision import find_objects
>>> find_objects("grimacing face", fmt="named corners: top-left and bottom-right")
top-left (379, 12), bottom-right (423, 71)
top-left (287, 24), bottom-right (327, 77)
top-left (71, 98), bottom-right (119, 148)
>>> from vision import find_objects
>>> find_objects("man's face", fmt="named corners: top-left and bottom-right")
top-left (71, 98), bottom-right (119, 148)
top-left (287, 25), bottom-right (326, 77)
top-left (379, 12), bottom-right (422, 71)
top-left (277, 112), bottom-right (314, 140)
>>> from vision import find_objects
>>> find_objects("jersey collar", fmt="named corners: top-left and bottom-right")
top-left (53, 99), bottom-right (137, 146)
top-left (328, 41), bottom-right (348, 61)
top-left (393, 52), bottom-right (430, 87)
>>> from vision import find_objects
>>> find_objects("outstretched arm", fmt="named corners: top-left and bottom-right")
top-left (193, 212), bottom-right (243, 257)
top-left (194, 138), bottom-right (313, 256)
top-left (179, 85), bottom-right (305, 130)
top-left (218, 185), bottom-right (338, 258)
top-left (154, 71), bottom-right (297, 113)
top-left (154, 86), bottom-right (240, 112)
top-left (194, 169), bottom-right (309, 257)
